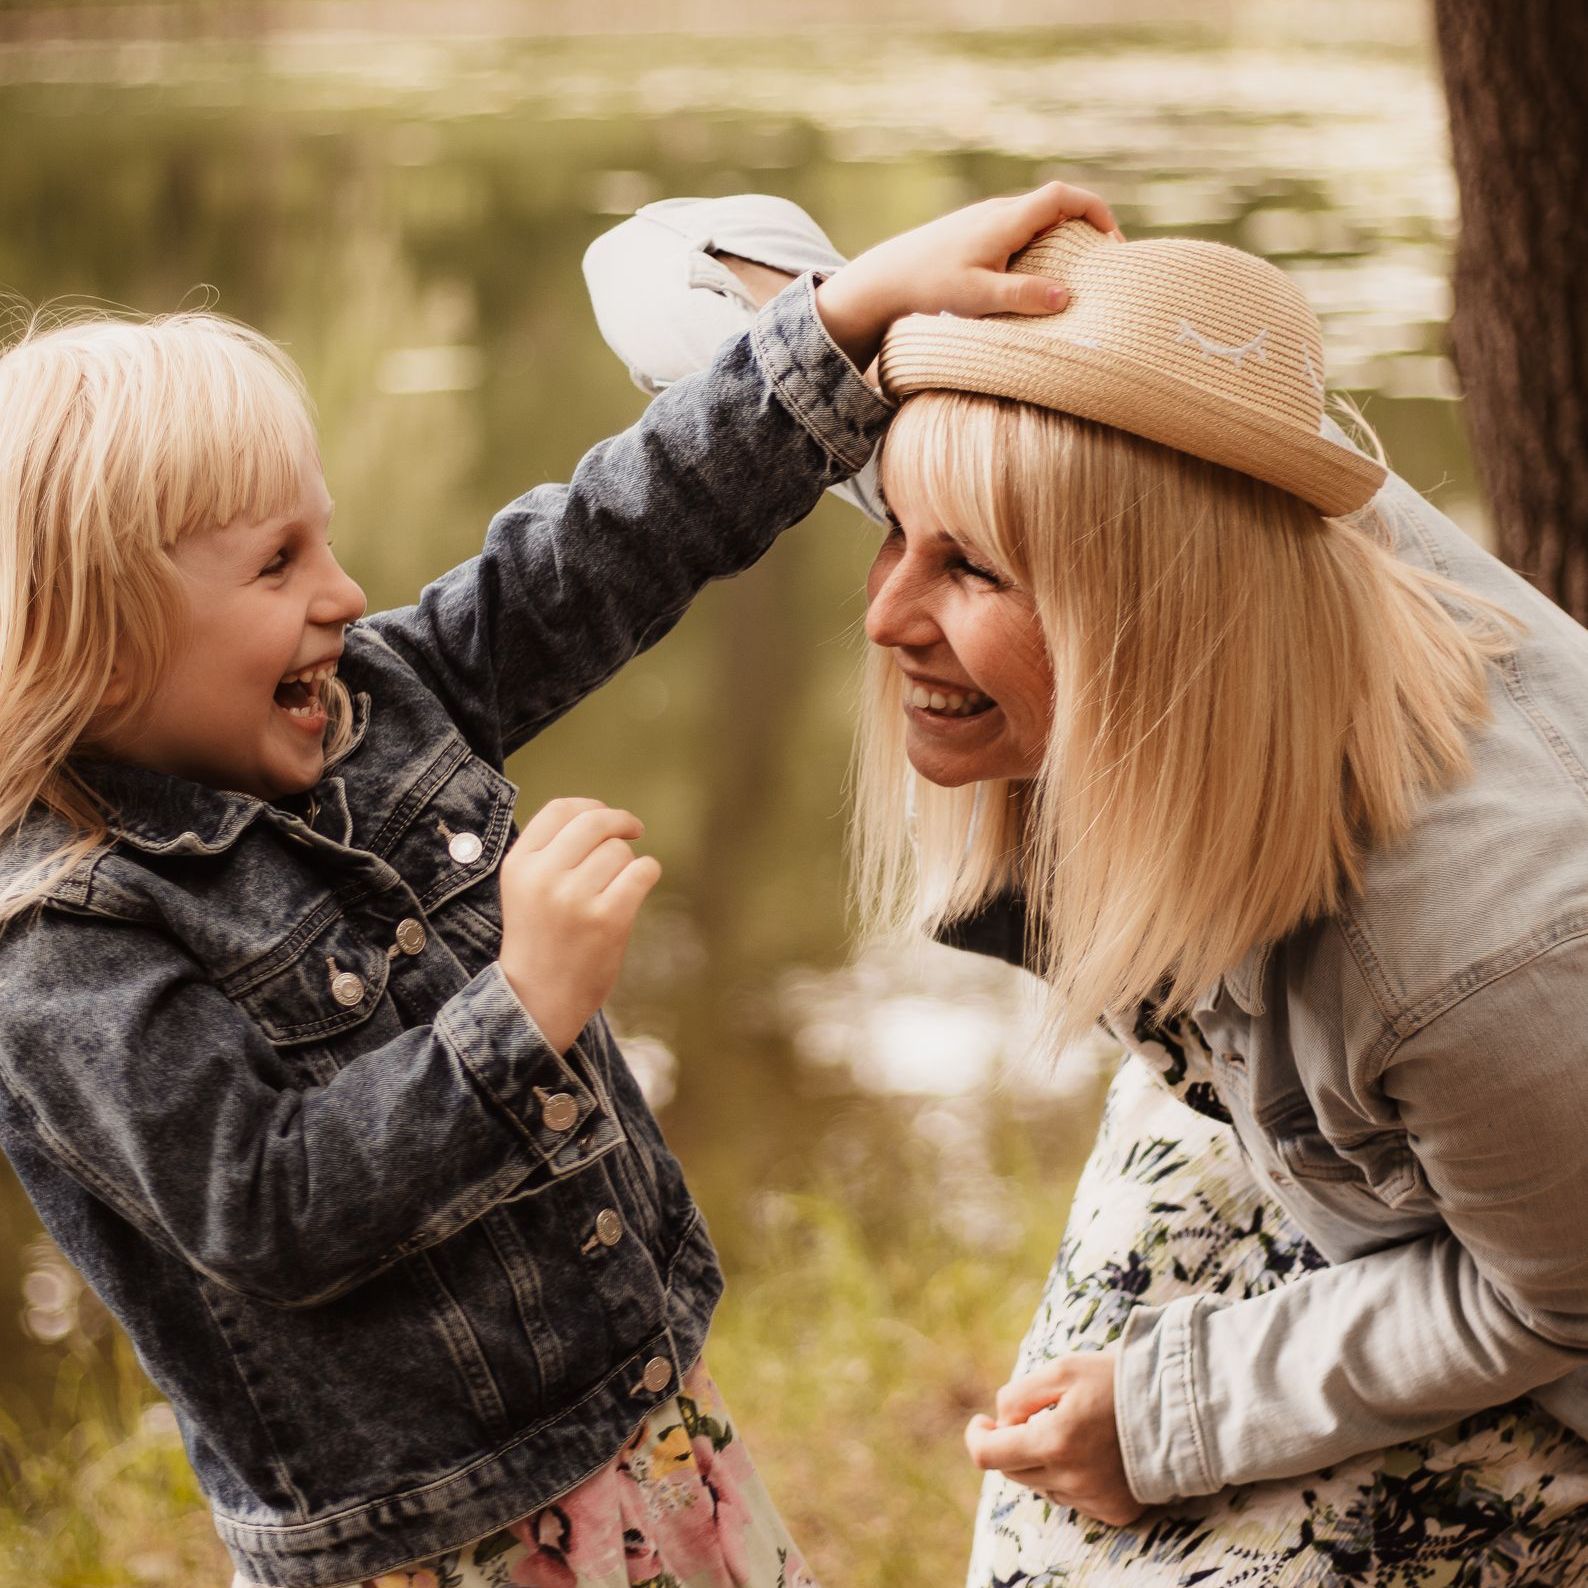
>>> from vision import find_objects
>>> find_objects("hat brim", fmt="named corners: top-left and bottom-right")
top-left (879, 314), bottom-right (1386, 518)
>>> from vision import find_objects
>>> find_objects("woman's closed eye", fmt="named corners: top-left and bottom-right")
top-left (873, 509), bottom-right (1006, 587)
top-left (951, 549), bottom-right (1005, 587)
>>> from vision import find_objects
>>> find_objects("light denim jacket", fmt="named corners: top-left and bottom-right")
top-left (951, 455), bottom-right (1588, 1505)
top-left (0, 278), bottom-right (889, 1588)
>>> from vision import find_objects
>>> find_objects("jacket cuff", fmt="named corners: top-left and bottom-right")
top-left (436, 961), bottom-right (620, 1173)
top-left (1114, 1294), bottom-right (1222, 1504)
top-left (752, 272), bottom-right (893, 476)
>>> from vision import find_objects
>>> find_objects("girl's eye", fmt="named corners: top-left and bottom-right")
top-left (260, 551), bottom-right (289, 577)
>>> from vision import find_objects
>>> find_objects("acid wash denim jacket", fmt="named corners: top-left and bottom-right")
top-left (0, 278), bottom-right (889, 1588)
top-left (948, 455), bottom-right (1588, 1507)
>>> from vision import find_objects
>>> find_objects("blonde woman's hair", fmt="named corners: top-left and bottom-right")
top-left (0, 307), bottom-right (356, 930)
top-left (853, 392), bottom-right (1513, 1052)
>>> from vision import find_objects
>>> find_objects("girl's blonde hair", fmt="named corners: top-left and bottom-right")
top-left (0, 308), bottom-right (356, 929)
top-left (853, 392), bottom-right (1513, 1052)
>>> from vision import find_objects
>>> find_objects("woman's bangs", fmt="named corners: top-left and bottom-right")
top-left (879, 392), bottom-right (1023, 575)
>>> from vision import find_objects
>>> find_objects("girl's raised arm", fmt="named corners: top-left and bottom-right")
top-left (368, 184), bottom-right (1114, 767)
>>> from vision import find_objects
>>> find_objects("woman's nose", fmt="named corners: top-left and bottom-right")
top-left (865, 558), bottom-right (938, 650)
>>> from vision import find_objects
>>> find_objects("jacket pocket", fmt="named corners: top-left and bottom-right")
top-left (223, 909), bottom-right (392, 1048)
top-left (383, 745), bottom-right (515, 972)
top-left (1273, 1123), bottom-right (1432, 1212)
top-left (384, 746), bottom-right (517, 918)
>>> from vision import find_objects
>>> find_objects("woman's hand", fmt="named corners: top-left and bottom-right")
top-left (496, 797), bottom-right (661, 1055)
top-left (964, 1350), bottom-right (1145, 1528)
top-left (813, 181), bottom-right (1121, 371)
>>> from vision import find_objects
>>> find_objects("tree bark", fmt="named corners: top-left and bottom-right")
top-left (1433, 0), bottom-right (1588, 621)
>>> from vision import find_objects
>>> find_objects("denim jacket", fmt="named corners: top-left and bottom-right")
top-left (0, 277), bottom-right (889, 1588)
top-left (947, 456), bottom-right (1588, 1506)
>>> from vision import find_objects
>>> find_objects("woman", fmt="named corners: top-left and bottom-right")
top-left (586, 199), bottom-right (1588, 1582)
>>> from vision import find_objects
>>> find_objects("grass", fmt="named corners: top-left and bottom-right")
top-left (0, 1110), bottom-right (1092, 1588)
top-left (0, 1333), bottom-right (228, 1585)
top-left (708, 1166), bottom-right (1075, 1587)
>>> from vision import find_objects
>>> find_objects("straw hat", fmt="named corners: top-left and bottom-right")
top-left (878, 220), bottom-right (1385, 517)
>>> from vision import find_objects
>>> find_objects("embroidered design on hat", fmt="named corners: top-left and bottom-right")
top-left (1302, 346), bottom-right (1326, 398)
top-left (1176, 320), bottom-right (1269, 369)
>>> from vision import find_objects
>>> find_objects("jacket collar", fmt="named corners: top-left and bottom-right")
top-left (1222, 939), bottom-right (1273, 1017)
top-left (64, 690), bottom-right (372, 858)
top-left (0, 758), bottom-right (259, 917)
top-left (68, 756), bottom-right (269, 856)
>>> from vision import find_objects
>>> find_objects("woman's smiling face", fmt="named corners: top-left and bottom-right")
top-left (864, 495), bottom-right (1054, 788)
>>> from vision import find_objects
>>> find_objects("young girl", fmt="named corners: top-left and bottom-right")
top-left (588, 200), bottom-right (1588, 1582)
top-left (0, 182), bottom-right (1118, 1588)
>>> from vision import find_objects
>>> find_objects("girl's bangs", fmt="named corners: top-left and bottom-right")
top-left (145, 326), bottom-right (318, 544)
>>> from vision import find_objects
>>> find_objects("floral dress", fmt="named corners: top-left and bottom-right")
top-left (968, 1015), bottom-right (1588, 1587)
top-left (235, 1364), bottom-right (815, 1588)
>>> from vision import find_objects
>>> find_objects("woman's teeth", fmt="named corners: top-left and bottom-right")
top-left (908, 683), bottom-right (991, 717)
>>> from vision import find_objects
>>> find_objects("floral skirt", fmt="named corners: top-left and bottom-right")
top-left (968, 1054), bottom-right (1588, 1587)
top-left (234, 1363), bottom-right (814, 1588)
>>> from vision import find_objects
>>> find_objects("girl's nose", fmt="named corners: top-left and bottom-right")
top-left (316, 555), bottom-right (367, 626)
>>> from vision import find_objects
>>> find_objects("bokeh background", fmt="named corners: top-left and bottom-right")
top-left (0, 1), bottom-right (1484, 1582)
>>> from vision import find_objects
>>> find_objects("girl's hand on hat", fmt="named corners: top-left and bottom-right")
top-left (964, 1350), bottom-right (1145, 1528)
top-left (496, 797), bottom-right (662, 1056)
top-left (814, 181), bottom-right (1121, 371)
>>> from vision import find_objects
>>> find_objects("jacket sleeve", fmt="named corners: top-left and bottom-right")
top-left (366, 272), bottom-right (890, 764)
top-left (1114, 931), bottom-right (1588, 1503)
top-left (0, 912), bottom-right (614, 1310)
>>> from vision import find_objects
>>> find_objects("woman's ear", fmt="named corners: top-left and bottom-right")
top-left (98, 659), bottom-right (131, 711)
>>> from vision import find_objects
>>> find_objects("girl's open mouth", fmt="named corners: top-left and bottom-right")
top-left (273, 661), bottom-right (336, 725)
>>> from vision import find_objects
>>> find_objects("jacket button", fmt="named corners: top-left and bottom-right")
top-left (541, 1092), bottom-right (578, 1132)
top-left (329, 971), bottom-right (365, 1007)
top-left (640, 1356), bottom-right (672, 1394)
top-left (594, 1209), bottom-right (623, 1247)
top-left (394, 918), bottom-right (427, 956)
top-left (448, 831), bottom-right (483, 865)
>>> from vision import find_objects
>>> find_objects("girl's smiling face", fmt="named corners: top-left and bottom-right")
top-left (864, 501), bottom-right (1054, 787)
top-left (97, 449), bottom-right (366, 800)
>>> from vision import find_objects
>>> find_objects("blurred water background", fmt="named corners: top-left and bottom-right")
top-left (0, 1), bottom-right (1481, 1580)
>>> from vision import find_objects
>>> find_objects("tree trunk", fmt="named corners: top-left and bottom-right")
top-left (1432, 0), bottom-right (1588, 621)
